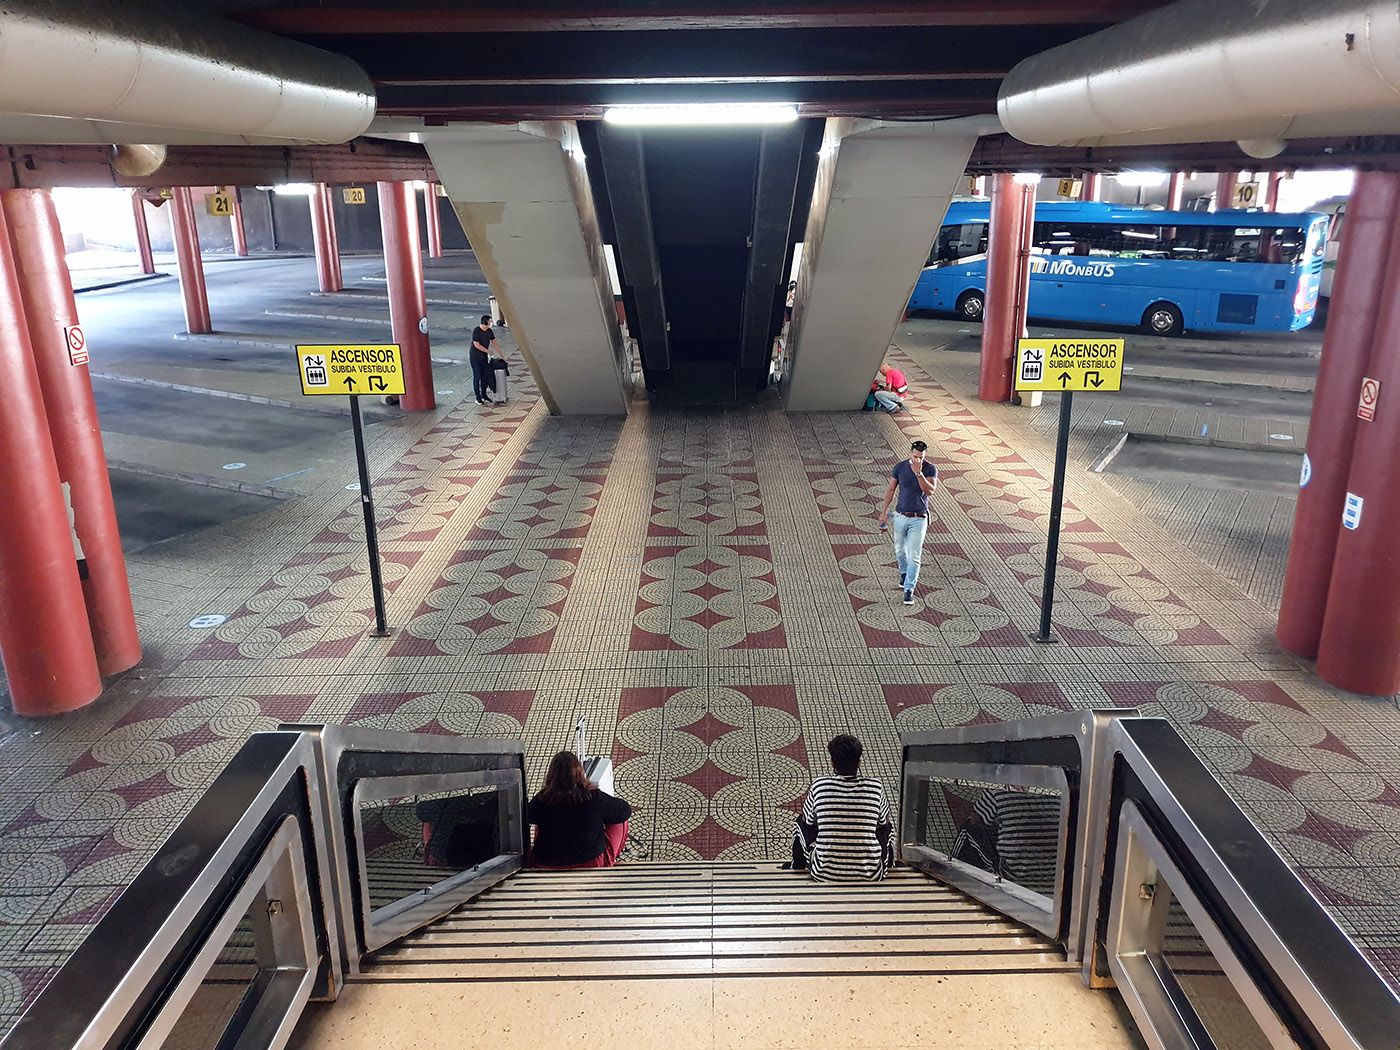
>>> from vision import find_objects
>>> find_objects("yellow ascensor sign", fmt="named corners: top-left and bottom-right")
top-left (296, 344), bottom-right (405, 396)
top-left (1015, 338), bottom-right (1125, 393)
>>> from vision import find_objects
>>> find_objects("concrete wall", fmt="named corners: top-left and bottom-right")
top-left (783, 119), bottom-right (978, 412)
top-left (81, 186), bottom-right (469, 256)
top-left (426, 123), bottom-right (631, 415)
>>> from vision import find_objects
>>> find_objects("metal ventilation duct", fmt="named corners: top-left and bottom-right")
top-left (0, 0), bottom-right (375, 145)
top-left (998, 0), bottom-right (1400, 151)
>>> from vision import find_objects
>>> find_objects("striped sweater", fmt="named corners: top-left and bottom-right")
top-left (797, 775), bottom-right (893, 882)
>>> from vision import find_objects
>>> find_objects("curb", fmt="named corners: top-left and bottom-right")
top-left (107, 459), bottom-right (297, 500)
top-left (1124, 430), bottom-right (1303, 455)
top-left (89, 370), bottom-right (351, 418)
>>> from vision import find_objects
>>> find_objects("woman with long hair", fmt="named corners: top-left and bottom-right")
top-left (527, 750), bottom-right (632, 868)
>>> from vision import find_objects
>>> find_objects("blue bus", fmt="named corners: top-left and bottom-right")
top-left (909, 200), bottom-right (1328, 335)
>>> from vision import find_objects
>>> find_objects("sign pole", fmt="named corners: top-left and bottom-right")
top-left (349, 395), bottom-right (389, 637)
top-left (1034, 391), bottom-right (1074, 644)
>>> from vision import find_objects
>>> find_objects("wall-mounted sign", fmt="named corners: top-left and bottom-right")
top-left (343, 187), bottom-right (367, 205)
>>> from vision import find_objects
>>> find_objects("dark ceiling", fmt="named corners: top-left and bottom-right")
top-left (206, 0), bottom-right (1170, 121)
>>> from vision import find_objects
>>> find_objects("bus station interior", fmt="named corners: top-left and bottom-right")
top-left (3, 2), bottom-right (1400, 1048)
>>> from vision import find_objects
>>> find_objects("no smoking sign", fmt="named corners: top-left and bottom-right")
top-left (63, 324), bottom-right (88, 367)
top-left (1358, 376), bottom-right (1380, 422)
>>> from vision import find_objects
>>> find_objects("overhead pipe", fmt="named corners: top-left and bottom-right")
top-left (998, 0), bottom-right (1400, 151)
top-left (0, 0), bottom-right (375, 145)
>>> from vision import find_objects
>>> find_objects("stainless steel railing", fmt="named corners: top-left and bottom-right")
top-left (899, 713), bottom-right (1400, 1050)
top-left (0, 726), bottom-right (526, 1050)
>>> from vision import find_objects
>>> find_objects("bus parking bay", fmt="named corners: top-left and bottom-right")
top-left (896, 311), bottom-right (1321, 610)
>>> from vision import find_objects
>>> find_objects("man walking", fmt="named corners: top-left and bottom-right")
top-left (469, 314), bottom-right (495, 406)
top-left (877, 439), bottom-right (938, 605)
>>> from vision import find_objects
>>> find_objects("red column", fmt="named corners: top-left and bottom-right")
top-left (1264, 171), bottom-right (1285, 212)
top-left (0, 204), bottom-right (102, 715)
top-left (1214, 172), bottom-right (1238, 211)
top-left (3, 189), bottom-right (141, 677)
top-left (131, 191), bottom-right (154, 275)
top-left (1079, 172), bottom-right (1101, 202)
top-left (424, 183), bottom-right (444, 259)
top-left (323, 186), bottom-right (344, 288)
top-left (230, 188), bottom-right (249, 257)
top-left (1277, 173), bottom-right (1400, 660)
top-left (168, 187), bottom-right (211, 334)
top-left (978, 173), bottom-right (1034, 404)
top-left (310, 184), bottom-right (343, 293)
top-left (1312, 177), bottom-right (1400, 694)
top-left (1166, 172), bottom-right (1185, 211)
top-left (378, 181), bottom-right (434, 411)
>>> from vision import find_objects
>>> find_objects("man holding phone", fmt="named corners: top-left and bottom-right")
top-left (877, 439), bottom-right (938, 605)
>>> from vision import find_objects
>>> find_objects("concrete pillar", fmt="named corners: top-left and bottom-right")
top-left (979, 173), bottom-right (1036, 403)
top-left (424, 183), bottom-right (444, 259)
top-left (168, 187), bottom-right (211, 334)
top-left (782, 118), bottom-right (979, 411)
top-left (131, 192), bottom-right (154, 274)
top-left (230, 188), bottom-right (249, 256)
top-left (1279, 173), bottom-right (1400, 661)
top-left (1079, 172), bottom-right (1101, 202)
top-left (1214, 172), bottom-right (1238, 211)
top-left (3, 189), bottom-right (140, 678)
top-left (1303, 175), bottom-right (1400, 694)
top-left (0, 202), bottom-right (102, 715)
top-left (377, 180), bottom-right (434, 412)
top-left (310, 183), bottom-right (343, 293)
top-left (1166, 172), bottom-right (1185, 211)
top-left (423, 123), bottom-right (629, 415)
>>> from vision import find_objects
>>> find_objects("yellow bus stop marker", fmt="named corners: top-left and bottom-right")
top-left (1015, 337), bottom-right (1126, 393)
top-left (296, 343), bottom-right (405, 397)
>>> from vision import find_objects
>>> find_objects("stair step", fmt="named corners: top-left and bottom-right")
top-left (355, 950), bottom-right (1075, 982)
top-left (377, 934), bottom-right (1053, 962)
top-left (392, 923), bottom-right (1038, 950)
top-left (415, 916), bottom-right (1030, 938)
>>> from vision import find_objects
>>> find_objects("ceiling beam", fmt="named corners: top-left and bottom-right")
top-left (0, 140), bottom-right (434, 190)
top-left (241, 1), bottom-right (1164, 34)
top-left (967, 133), bottom-right (1400, 174)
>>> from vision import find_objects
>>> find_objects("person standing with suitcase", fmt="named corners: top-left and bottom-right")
top-left (470, 314), bottom-right (495, 406)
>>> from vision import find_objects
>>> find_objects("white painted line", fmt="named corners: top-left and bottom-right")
top-left (1090, 433), bottom-right (1130, 473)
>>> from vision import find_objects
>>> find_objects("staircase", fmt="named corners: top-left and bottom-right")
top-left (291, 862), bottom-right (1138, 1049)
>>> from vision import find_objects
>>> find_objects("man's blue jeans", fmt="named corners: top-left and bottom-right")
top-left (890, 512), bottom-right (928, 590)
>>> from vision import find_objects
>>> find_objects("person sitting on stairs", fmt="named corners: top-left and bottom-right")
top-left (528, 750), bottom-right (632, 869)
top-left (790, 734), bottom-right (894, 882)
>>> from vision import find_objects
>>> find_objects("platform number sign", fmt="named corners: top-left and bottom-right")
top-left (1056, 178), bottom-right (1082, 199)
top-left (1233, 181), bottom-right (1261, 208)
top-left (63, 324), bottom-right (88, 366)
top-left (206, 190), bottom-right (234, 217)
top-left (343, 187), bottom-right (367, 205)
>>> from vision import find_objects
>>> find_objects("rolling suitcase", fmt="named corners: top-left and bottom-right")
top-left (490, 359), bottom-right (509, 404)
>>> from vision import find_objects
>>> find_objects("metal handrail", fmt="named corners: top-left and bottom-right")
top-left (898, 709), bottom-right (1132, 959)
top-left (0, 726), bottom-right (527, 1050)
top-left (0, 732), bottom-right (339, 1050)
top-left (899, 713), bottom-right (1400, 1049)
top-left (1090, 718), bottom-right (1400, 1050)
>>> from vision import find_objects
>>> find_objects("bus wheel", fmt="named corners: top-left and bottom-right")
top-left (1142, 302), bottom-right (1183, 336)
top-left (956, 291), bottom-right (985, 322)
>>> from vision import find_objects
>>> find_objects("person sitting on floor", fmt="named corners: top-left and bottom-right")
top-left (871, 362), bottom-right (909, 413)
top-left (528, 750), bottom-right (632, 869)
top-left (791, 734), bottom-right (894, 882)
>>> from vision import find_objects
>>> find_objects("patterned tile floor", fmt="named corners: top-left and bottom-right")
top-left (2, 342), bottom-right (1399, 1031)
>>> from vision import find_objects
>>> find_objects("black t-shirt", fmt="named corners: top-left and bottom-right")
top-left (527, 789), bottom-right (631, 866)
top-left (470, 325), bottom-right (495, 360)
